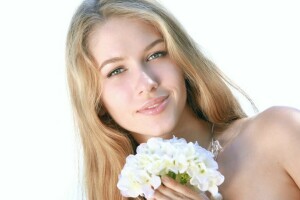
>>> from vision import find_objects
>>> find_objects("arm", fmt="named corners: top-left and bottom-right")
top-left (277, 107), bottom-right (300, 188)
top-left (257, 106), bottom-right (300, 188)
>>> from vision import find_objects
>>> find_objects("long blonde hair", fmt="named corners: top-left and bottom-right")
top-left (66, 0), bottom-right (251, 199)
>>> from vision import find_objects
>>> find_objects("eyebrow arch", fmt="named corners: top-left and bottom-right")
top-left (99, 38), bottom-right (165, 69)
top-left (144, 38), bottom-right (164, 52)
top-left (100, 57), bottom-right (124, 70)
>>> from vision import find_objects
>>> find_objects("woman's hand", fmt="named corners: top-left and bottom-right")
top-left (148, 176), bottom-right (210, 200)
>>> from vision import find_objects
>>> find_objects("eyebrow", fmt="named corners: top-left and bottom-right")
top-left (99, 38), bottom-right (165, 69)
top-left (144, 38), bottom-right (164, 52)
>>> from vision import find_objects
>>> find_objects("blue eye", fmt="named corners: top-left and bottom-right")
top-left (107, 67), bottom-right (126, 77)
top-left (147, 51), bottom-right (167, 61)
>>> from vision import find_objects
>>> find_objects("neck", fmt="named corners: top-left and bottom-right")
top-left (171, 106), bottom-right (212, 149)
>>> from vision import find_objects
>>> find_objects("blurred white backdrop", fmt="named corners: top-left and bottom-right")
top-left (0, 0), bottom-right (299, 200)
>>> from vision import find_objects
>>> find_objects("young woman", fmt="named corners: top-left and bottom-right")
top-left (66, 0), bottom-right (300, 199)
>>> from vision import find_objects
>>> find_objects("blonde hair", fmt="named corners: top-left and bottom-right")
top-left (66, 0), bottom-right (252, 199)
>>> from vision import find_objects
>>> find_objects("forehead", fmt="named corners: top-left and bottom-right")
top-left (89, 17), bottom-right (162, 52)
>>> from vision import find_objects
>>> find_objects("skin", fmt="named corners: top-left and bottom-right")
top-left (89, 17), bottom-right (212, 146)
top-left (150, 107), bottom-right (300, 200)
top-left (89, 17), bottom-right (300, 200)
top-left (215, 107), bottom-right (300, 200)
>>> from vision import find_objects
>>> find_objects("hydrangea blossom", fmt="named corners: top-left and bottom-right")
top-left (117, 136), bottom-right (224, 200)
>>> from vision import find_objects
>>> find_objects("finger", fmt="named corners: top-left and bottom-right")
top-left (152, 187), bottom-right (172, 200)
top-left (161, 176), bottom-right (209, 200)
top-left (156, 184), bottom-right (187, 200)
top-left (161, 176), bottom-right (192, 195)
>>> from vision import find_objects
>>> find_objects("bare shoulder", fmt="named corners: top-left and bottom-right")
top-left (245, 106), bottom-right (300, 187)
top-left (246, 106), bottom-right (300, 144)
top-left (253, 106), bottom-right (300, 125)
top-left (247, 106), bottom-right (300, 139)
top-left (218, 107), bottom-right (300, 199)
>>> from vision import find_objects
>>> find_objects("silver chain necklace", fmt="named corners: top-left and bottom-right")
top-left (208, 124), bottom-right (223, 159)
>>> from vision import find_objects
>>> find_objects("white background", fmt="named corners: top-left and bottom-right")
top-left (0, 0), bottom-right (299, 200)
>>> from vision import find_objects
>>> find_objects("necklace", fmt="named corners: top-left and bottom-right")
top-left (208, 124), bottom-right (223, 160)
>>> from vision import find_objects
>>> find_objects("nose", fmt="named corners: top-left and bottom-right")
top-left (136, 68), bottom-right (158, 95)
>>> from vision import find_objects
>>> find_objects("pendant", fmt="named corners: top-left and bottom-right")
top-left (210, 138), bottom-right (223, 159)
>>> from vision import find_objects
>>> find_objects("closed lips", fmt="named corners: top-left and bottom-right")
top-left (137, 96), bottom-right (169, 112)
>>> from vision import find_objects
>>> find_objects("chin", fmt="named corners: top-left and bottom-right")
top-left (148, 129), bottom-right (174, 139)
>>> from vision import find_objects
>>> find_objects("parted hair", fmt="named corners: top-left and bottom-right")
top-left (66, 0), bottom-right (250, 199)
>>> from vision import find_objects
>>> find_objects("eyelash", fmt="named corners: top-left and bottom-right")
top-left (147, 51), bottom-right (167, 61)
top-left (107, 67), bottom-right (126, 78)
top-left (106, 51), bottom-right (167, 78)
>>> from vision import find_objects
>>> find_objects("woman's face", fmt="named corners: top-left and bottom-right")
top-left (89, 17), bottom-right (190, 143)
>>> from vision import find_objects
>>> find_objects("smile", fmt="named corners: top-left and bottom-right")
top-left (137, 95), bottom-right (169, 115)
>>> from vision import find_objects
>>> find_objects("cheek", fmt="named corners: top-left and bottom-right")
top-left (176, 76), bottom-right (187, 103)
top-left (162, 64), bottom-right (185, 90)
top-left (101, 81), bottom-right (132, 115)
top-left (169, 66), bottom-right (187, 101)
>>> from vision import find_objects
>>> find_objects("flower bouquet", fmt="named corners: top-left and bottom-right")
top-left (117, 136), bottom-right (224, 200)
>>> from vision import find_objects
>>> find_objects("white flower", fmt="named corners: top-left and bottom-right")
top-left (117, 136), bottom-right (224, 199)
